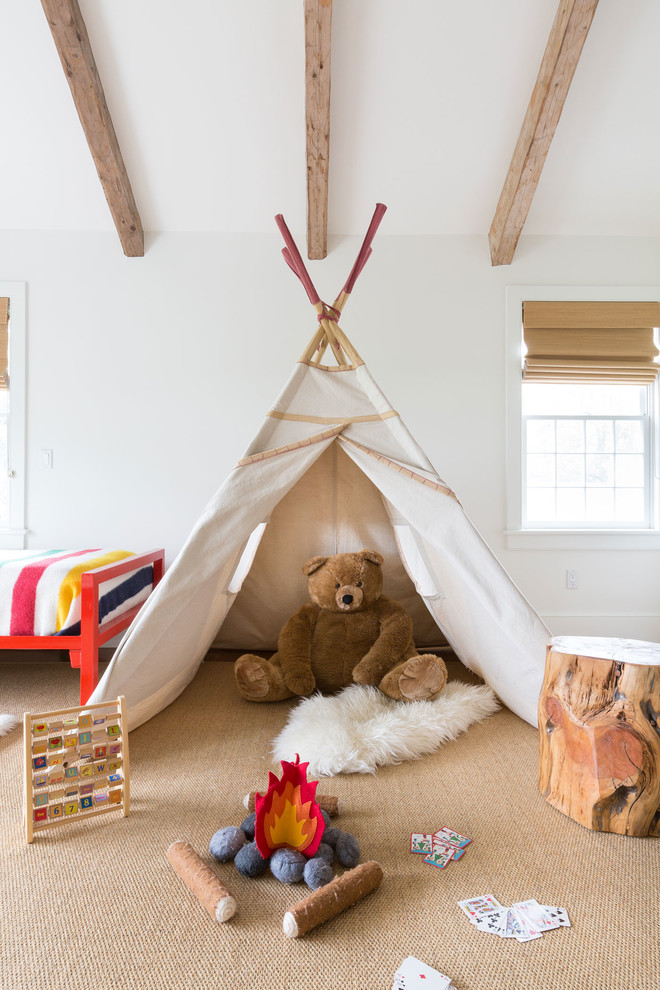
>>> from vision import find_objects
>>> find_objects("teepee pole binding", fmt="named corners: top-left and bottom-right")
top-left (276, 205), bottom-right (387, 369)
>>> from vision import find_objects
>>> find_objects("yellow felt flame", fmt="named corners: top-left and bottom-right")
top-left (269, 799), bottom-right (310, 849)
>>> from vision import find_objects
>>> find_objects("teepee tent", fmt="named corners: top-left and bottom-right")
top-left (89, 206), bottom-right (550, 729)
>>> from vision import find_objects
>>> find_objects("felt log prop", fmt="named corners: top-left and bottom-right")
top-left (244, 790), bottom-right (341, 817)
top-left (167, 840), bottom-right (237, 923)
top-left (282, 860), bottom-right (383, 937)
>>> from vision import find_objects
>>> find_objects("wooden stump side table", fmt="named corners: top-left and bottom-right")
top-left (538, 636), bottom-right (660, 837)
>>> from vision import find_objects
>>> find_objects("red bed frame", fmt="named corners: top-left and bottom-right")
top-left (0, 548), bottom-right (165, 703)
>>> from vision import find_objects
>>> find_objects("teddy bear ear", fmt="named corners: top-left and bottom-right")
top-left (302, 555), bottom-right (328, 576)
top-left (358, 549), bottom-right (384, 567)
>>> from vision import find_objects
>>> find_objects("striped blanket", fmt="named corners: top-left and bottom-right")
top-left (0, 549), bottom-right (154, 637)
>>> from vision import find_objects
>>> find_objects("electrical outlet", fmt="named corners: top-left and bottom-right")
top-left (566, 569), bottom-right (578, 590)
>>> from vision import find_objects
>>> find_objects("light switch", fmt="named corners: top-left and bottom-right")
top-left (40, 449), bottom-right (53, 470)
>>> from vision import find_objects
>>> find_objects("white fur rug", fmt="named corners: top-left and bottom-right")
top-left (272, 681), bottom-right (499, 777)
top-left (0, 714), bottom-right (19, 737)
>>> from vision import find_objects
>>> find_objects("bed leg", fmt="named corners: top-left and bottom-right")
top-left (69, 650), bottom-right (81, 669)
top-left (79, 646), bottom-right (98, 704)
top-left (79, 572), bottom-right (100, 704)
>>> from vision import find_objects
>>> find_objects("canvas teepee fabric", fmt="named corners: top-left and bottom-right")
top-left (89, 206), bottom-right (550, 729)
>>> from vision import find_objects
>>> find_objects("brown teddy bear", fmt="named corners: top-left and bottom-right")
top-left (233, 549), bottom-right (447, 704)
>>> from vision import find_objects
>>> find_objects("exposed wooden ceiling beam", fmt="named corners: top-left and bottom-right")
top-left (40, 0), bottom-right (144, 257)
top-left (488, 0), bottom-right (599, 267)
top-left (305, 0), bottom-right (332, 260)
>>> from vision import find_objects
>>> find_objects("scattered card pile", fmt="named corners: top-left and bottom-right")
top-left (410, 827), bottom-right (471, 869)
top-left (392, 955), bottom-right (456, 990)
top-left (458, 895), bottom-right (571, 943)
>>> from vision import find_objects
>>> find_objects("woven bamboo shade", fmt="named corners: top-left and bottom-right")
top-left (0, 298), bottom-right (8, 389)
top-left (522, 301), bottom-right (660, 383)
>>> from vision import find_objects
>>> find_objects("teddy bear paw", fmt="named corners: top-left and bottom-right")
top-left (351, 663), bottom-right (374, 686)
top-left (398, 654), bottom-right (447, 702)
top-left (234, 656), bottom-right (271, 700)
top-left (284, 667), bottom-right (316, 697)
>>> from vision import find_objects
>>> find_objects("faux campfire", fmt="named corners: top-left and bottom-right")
top-left (167, 755), bottom-right (383, 937)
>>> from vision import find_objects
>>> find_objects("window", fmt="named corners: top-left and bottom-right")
top-left (523, 383), bottom-right (650, 528)
top-left (506, 287), bottom-right (660, 549)
top-left (0, 283), bottom-right (26, 549)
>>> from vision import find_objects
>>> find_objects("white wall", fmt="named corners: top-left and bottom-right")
top-left (1, 229), bottom-right (658, 641)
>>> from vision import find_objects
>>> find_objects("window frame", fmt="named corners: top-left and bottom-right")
top-left (505, 285), bottom-right (660, 550)
top-left (0, 282), bottom-right (26, 550)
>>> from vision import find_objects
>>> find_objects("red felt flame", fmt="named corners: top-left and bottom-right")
top-left (254, 754), bottom-right (325, 859)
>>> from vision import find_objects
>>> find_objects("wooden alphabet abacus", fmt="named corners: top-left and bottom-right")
top-left (24, 695), bottom-right (130, 843)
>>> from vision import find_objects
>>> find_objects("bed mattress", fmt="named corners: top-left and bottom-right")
top-left (0, 549), bottom-right (154, 637)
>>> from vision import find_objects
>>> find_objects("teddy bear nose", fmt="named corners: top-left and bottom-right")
top-left (342, 594), bottom-right (353, 605)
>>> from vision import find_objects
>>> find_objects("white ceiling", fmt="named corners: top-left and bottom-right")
top-left (3, 0), bottom-right (659, 239)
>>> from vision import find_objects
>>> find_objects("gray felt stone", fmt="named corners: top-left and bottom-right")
top-left (270, 848), bottom-right (306, 884)
top-left (234, 841), bottom-right (269, 878)
top-left (335, 831), bottom-right (360, 868)
top-left (321, 810), bottom-right (332, 828)
top-left (209, 825), bottom-right (246, 862)
top-left (315, 842), bottom-right (334, 865)
top-left (239, 812), bottom-right (256, 840)
top-left (322, 826), bottom-right (341, 848)
top-left (303, 857), bottom-right (333, 890)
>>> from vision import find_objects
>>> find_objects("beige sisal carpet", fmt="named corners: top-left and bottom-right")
top-left (0, 657), bottom-right (657, 990)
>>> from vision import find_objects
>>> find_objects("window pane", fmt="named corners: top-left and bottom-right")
top-left (527, 420), bottom-right (555, 452)
top-left (556, 454), bottom-right (584, 487)
top-left (586, 420), bottom-right (613, 453)
top-left (615, 454), bottom-right (644, 487)
top-left (522, 383), bottom-right (645, 416)
top-left (527, 454), bottom-right (555, 487)
top-left (615, 489), bottom-right (645, 522)
top-left (557, 488), bottom-right (585, 521)
top-left (526, 488), bottom-right (555, 522)
top-left (521, 379), bottom-right (651, 531)
top-left (586, 488), bottom-right (615, 522)
top-left (586, 453), bottom-right (614, 487)
top-left (615, 420), bottom-right (644, 453)
top-left (556, 420), bottom-right (584, 452)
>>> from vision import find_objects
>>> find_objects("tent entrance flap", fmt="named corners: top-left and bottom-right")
top-left (213, 442), bottom-right (445, 651)
top-left (391, 523), bottom-right (442, 600)
top-left (227, 523), bottom-right (268, 595)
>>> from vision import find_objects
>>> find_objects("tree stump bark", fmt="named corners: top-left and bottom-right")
top-left (538, 637), bottom-right (660, 837)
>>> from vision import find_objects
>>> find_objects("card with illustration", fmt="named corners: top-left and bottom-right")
top-left (423, 845), bottom-right (454, 869)
top-left (410, 833), bottom-right (433, 854)
top-left (434, 827), bottom-right (471, 849)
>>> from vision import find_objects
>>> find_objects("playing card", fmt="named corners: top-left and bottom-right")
top-left (434, 827), bottom-right (471, 849)
top-left (392, 956), bottom-right (452, 990)
top-left (514, 900), bottom-right (570, 930)
top-left (423, 844), bottom-right (454, 869)
top-left (410, 833), bottom-right (433, 854)
top-left (539, 905), bottom-right (571, 928)
top-left (458, 895), bottom-right (503, 921)
top-left (472, 906), bottom-right (508, 935)
top-left (507, 908), bottom-right (543, 942)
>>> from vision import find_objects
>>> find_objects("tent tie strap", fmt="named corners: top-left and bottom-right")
top-left (317, 304), bottom-right (341, 324)
top-left (266, 409), bottom-right (399, 425)
top-left (236, 425), bottom-right (346, 467)
top-left (341, 435), bottom-right (460, 503)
